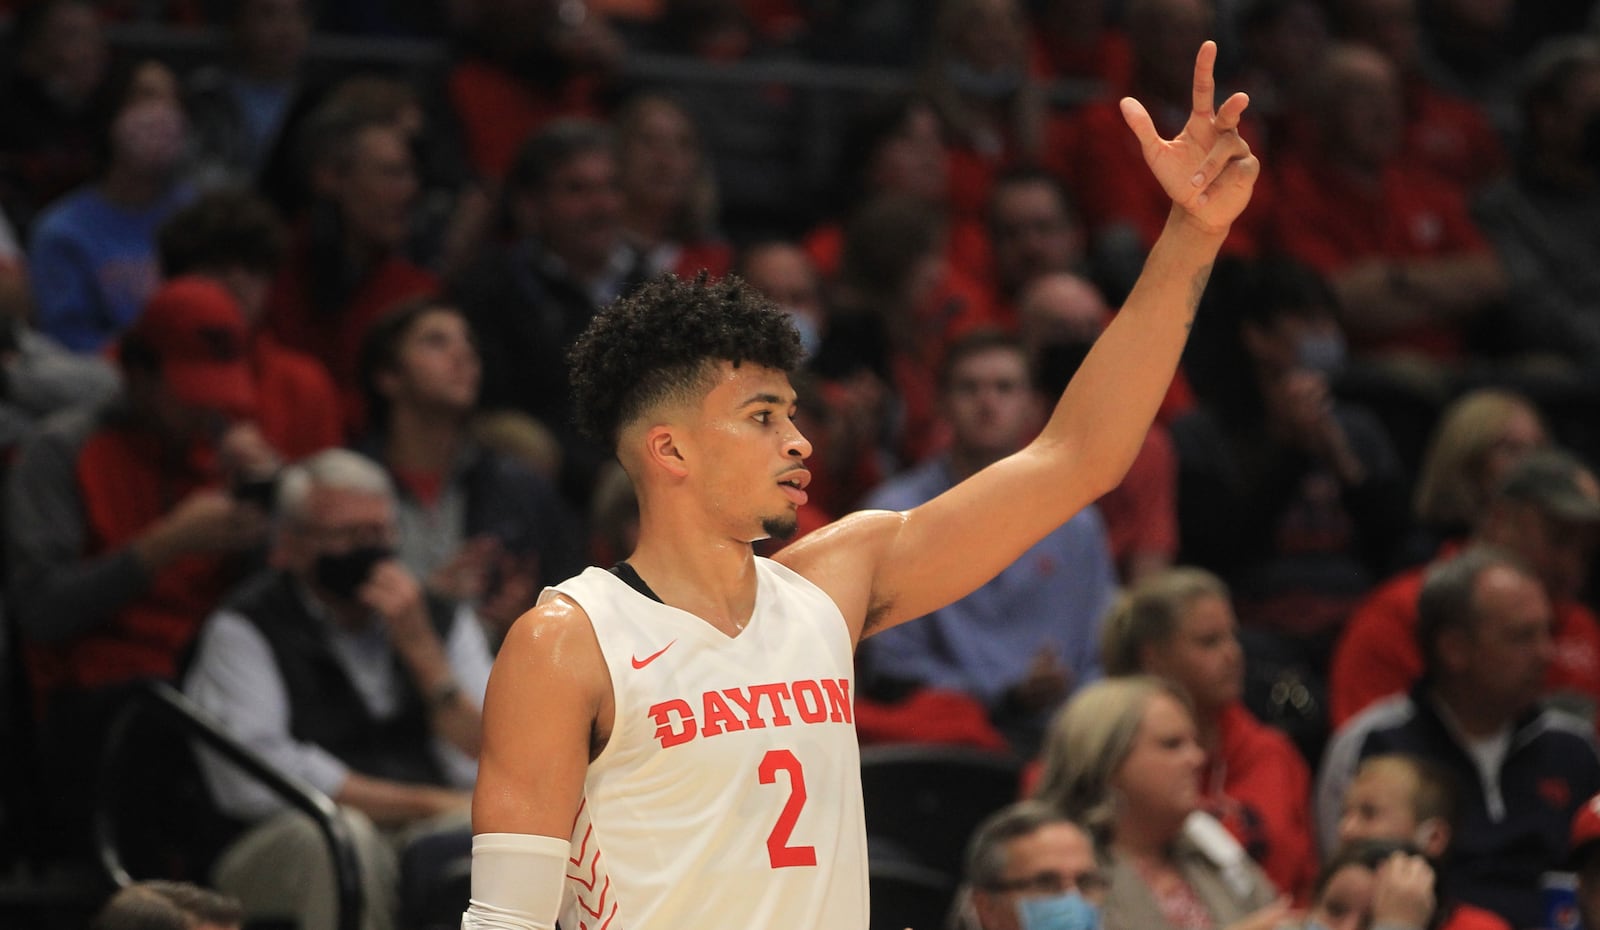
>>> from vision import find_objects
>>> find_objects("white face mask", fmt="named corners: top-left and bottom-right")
top-left (1016, 891), bottom-right (1101, 930)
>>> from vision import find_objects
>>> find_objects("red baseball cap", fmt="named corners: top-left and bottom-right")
top-left (124, 276), bottom-right (255, 417)
top-left (1570, 791), bottom-right (1600, 867)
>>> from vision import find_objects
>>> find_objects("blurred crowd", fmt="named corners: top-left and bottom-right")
top-left (3, 0), bottom-right (1600, 929)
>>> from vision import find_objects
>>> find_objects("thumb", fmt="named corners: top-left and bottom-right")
top-left (1120, 96), bottom-right (1161, 156)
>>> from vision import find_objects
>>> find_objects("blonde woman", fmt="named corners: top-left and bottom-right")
top-left (1033, 676), bottom-right (1292, 930)
top-left (1407, 389), bottom-right (1546, 563)
top-left (1099, 569), bottom-right (1316, 900)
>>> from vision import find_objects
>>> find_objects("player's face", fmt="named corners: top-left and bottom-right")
top-left (1338, 767), bottom-right (1419, 846)
top-left (690, 362), bottom-right (812, 543)
top-left (1111, 692), bottom-right (1204, 826)
top-left (1146, 594), bottom-right (1243, 712)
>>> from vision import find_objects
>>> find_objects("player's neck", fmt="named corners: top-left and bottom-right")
top-left (628, 520), bottom-right (762, 636)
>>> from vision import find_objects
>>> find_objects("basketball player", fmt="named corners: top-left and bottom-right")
top-left (464, 41), bottom-right (1260, 930)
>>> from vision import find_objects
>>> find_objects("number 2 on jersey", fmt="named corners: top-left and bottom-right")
top-left (758, 749), bottom-right (817, 868)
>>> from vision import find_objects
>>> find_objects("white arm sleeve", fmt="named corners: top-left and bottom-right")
top-left (459, 833), bottom-right (569, 930)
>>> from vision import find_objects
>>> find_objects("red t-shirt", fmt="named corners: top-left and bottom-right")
top-left (26, 426), bottom-right (237, 704)
top-left (1404, 81), bottom-right (1509, 195)
top-left (1268, 154), bottom-right (1493, 360)
top-left (263, 236), bottom-right (439, 432)
top-left (250, 331), bottom-right (344, 462)
top-left (446, 58), bottom-right (605, 182)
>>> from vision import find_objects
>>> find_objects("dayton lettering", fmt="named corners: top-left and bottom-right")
top-left (646, 679), bottom-right (853, 748)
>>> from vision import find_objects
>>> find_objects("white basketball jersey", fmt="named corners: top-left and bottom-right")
top-left (550, 559), bottom-right (869, 930)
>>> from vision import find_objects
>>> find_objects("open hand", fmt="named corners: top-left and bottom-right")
top-left (1121, 41), bottom-right (1259, 234)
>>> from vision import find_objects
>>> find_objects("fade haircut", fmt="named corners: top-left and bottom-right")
top-left (567, 273), bottom-right (804, 449)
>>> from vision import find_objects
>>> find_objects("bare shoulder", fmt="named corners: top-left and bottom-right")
top-left (491, 594), bottom-right (610, 713)
top-left (773, 508), bottom-right (907, 638)
top-left (476, 593), bottom-right (611, 835)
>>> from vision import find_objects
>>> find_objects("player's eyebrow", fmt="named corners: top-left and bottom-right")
top-left (739, 392), bottom-right (793, 408)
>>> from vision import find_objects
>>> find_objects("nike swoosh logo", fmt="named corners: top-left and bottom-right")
top-left (631, 640), bottom-right (677, 670)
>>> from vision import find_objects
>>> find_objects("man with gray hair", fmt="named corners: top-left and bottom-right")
top-left (960, 800), bottom-right (1106, 930)
top-left (184, 448), bottom-right (493, 930)
top-left (1315, 543), bottom-right (1600, 929)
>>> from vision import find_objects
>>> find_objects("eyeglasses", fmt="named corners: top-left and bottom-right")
top-left (985, 870), bottom-right (1109, 898)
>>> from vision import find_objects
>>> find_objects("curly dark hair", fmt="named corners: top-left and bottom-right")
top-left (568, 273), bottom-right (803, 448)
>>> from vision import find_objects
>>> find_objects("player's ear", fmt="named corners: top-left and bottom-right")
top-left (645, 424), bottom-right (690, 478)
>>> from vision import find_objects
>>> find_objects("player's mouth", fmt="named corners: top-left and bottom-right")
top-left (778, 469), bottom-right (810, 506)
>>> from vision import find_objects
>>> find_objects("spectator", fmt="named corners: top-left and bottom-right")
top-left (185, 0), bottom-right (315, 191)
top-left (1327, 0), bottom-right (1509, 192)
top-left (1268, 42), bottom-right (1506, 367)
top-left (805, 93), bottom-right (989, 286)
top-left (0, 202), bottom-right (119, 446)
top-left (1305, 840), bottom-right (1440, 930)
top-left (960, 800), bottom-right (1108, 930)
top-left (185, 448), bottom-right (489, 930)
top-left (448, 118), bottom-right (649, 510)
top-left (1404, 388), bottom-right (1548, 566)
top-left (1329, 448), bottom-right (1600, 730)
top-left (260, 92), bottom-right (439, 430)
top-left (985, 167), bottom-right (1086, 321)
top-left (1316, 546), bottom-right (1600, 929)
top-left (1416, 0), bottom-right (1522, 136)
top-left (817, 193), bottom-right (997, 467)
top-left (0, 0), bottom-right (111, 235)
top-left (1335, 754), bottom-right (1514, 930)
top-left (1233, 0), bottom-right (1332, 154)
top-left (91, 881), bottom-right (243, 930)
top-left (355, 297), bottom-right (584, 645)
top-left (857, 329), bottom-right (1117, 756)
top-left (158, 186), bottom-right (344, 461)
top-left (1471, 38), bottom-right (1600, 371)
top-left (918, 0), bottom-right (1048, 226)
top-left (1018, 272), bottom-right (1179, 582)
top-left (29, 58), bottom-right (197, 354)
top-left (1100, 566), bottom-right (1317, 900)
top-left (612, 92), bottom-right (732, 280)
top-left (5, 276), bottom-right (276, 849)
top-left (1173, 258), bottom-right (1408, 728)
top-left (1027, 0), bottom-right (1132, 96)
top-left (1033, 676), bottom-right (1289, 930)
top-left (443, 0), bottom-right (619, 182)
top-left (740, 240), bottom-right (827, 360)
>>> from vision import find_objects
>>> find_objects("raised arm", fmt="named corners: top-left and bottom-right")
top-left (781, 42), bottom-right (1259, 638)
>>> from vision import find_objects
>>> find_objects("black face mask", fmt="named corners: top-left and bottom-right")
top-left (312, 546), bottom-right (393, 601)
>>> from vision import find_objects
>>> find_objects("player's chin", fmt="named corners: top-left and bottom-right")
top-left (761, 513), bottom-right (800, 542)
